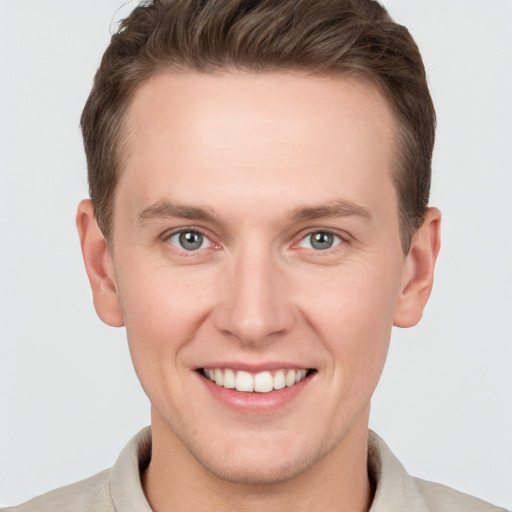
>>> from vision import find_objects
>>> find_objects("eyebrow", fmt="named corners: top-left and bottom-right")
top-left (287, 200), bottom-right (371, 222)
top-left (137, 201), bottom-right (216, 223)
top-left (137, 198), bottom-right (371, 225)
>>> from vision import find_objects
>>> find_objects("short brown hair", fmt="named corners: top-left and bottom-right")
top-left (81, 0), bottom-right (435, 252)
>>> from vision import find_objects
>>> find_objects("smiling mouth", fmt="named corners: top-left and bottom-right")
top-left (200, 368), bottom-right (314, 393)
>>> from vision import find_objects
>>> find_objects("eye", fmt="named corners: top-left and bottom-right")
top-left (298, 231), bottom-right (342, 251)
top-left (167, 230), bottom-right (212, 251)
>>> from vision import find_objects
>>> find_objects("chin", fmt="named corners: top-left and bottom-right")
top-left (196, 450), bottom-right (315, 485)
top-left (185, 431), bottom-right (338, 486)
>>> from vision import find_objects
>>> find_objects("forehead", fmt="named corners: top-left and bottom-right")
top-left (118, 71), bottom-right (398, 222)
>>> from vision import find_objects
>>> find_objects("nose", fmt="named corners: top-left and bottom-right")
top-left (213, 244), bottom-right (295, 347)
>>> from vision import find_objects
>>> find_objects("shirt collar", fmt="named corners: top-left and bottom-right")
top-left (110, 426), bottom-right (153, 512)
top-left (368, 430), bottom-right (429, 512)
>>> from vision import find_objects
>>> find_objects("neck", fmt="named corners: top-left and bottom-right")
top-left (143, 409), bottom-right (373, 512)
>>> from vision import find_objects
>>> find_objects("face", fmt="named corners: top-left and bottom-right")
top-left (96, 72), bottom-right (416, 483)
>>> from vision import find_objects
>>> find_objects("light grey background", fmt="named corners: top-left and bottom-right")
top-left (1, 0), bottom-right (511, 508)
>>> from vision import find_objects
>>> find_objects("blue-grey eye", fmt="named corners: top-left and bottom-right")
top-left (299, 231), bottom-right (341, 250)
top-left (168, 230), bottom-right (211, 251)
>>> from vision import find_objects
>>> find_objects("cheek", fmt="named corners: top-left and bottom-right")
top-left (299, 258), bottom-right (400, 329)
top-left (118, 255), bottom-right (213, 327)
top-left (115, 258), bottom-right (216, 367)
top-left (296, 262), bottom-right (400, 388)
top-left (116, 262), bottom-right (218, 416)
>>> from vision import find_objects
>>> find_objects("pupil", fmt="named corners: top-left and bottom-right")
top-left (311, 232), bottom-right (333, 250)
top-left (179, 231), bottom-right (203, 250)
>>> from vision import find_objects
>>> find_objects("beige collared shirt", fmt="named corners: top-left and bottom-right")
top-left (3, 428), bottom-right (507, 511)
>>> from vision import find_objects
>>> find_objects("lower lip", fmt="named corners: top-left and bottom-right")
top-left (198, 372), bottom-right (313, 414)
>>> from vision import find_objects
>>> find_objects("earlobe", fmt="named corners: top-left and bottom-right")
top-left (393, 207), bottom-right (441, 328)
top-left (76, 199), bottom-right (124, 327)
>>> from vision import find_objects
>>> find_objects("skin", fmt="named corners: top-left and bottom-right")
top-left (77, 71), bottom-right (441, 512)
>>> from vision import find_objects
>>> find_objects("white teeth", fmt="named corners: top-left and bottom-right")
top-left (253, 371), bottom-right (273, 393)
top-left (203, 367), bottom-right (310, 393)
top-left (273, 370), bottom-right (286, 390)
top-left (235, 371), bottom-right (254, 392)
top-left (295, 369), bottom-right (307, 382)
top-left (285, 369), bottom-right (296, 387)
top-left (214, 368), bottom-right (223, 386)
top-left (223, 369), bottom-right (236, 389)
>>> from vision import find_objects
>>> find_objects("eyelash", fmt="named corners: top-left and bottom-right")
top-left (164, 228), bottom-right (217, 255)
top-left (295, 230), bottom-right (345, 252)
top-left (163, 227), bottom-right (347, 256)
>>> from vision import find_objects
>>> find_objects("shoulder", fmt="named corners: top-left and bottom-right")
top-left (1, 469), bottom-right (114, 512)
top-left (414, 477), bottom-right (509, 512)
top-left (1, 428), bottom-right (152, 512)
top-left (368, 431), bottom-right (508, 512)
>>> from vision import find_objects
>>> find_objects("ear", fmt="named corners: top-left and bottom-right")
top-left (393, 207), bottom-right (442, 328)
top-left (76, 199), bottom-right (124, 327)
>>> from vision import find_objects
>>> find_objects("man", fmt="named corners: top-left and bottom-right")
top-left (2, 1), bottom-right (507, 511)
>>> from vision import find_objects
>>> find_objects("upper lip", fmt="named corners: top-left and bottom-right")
top-left (197, 362), bottom-right (313, 372)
